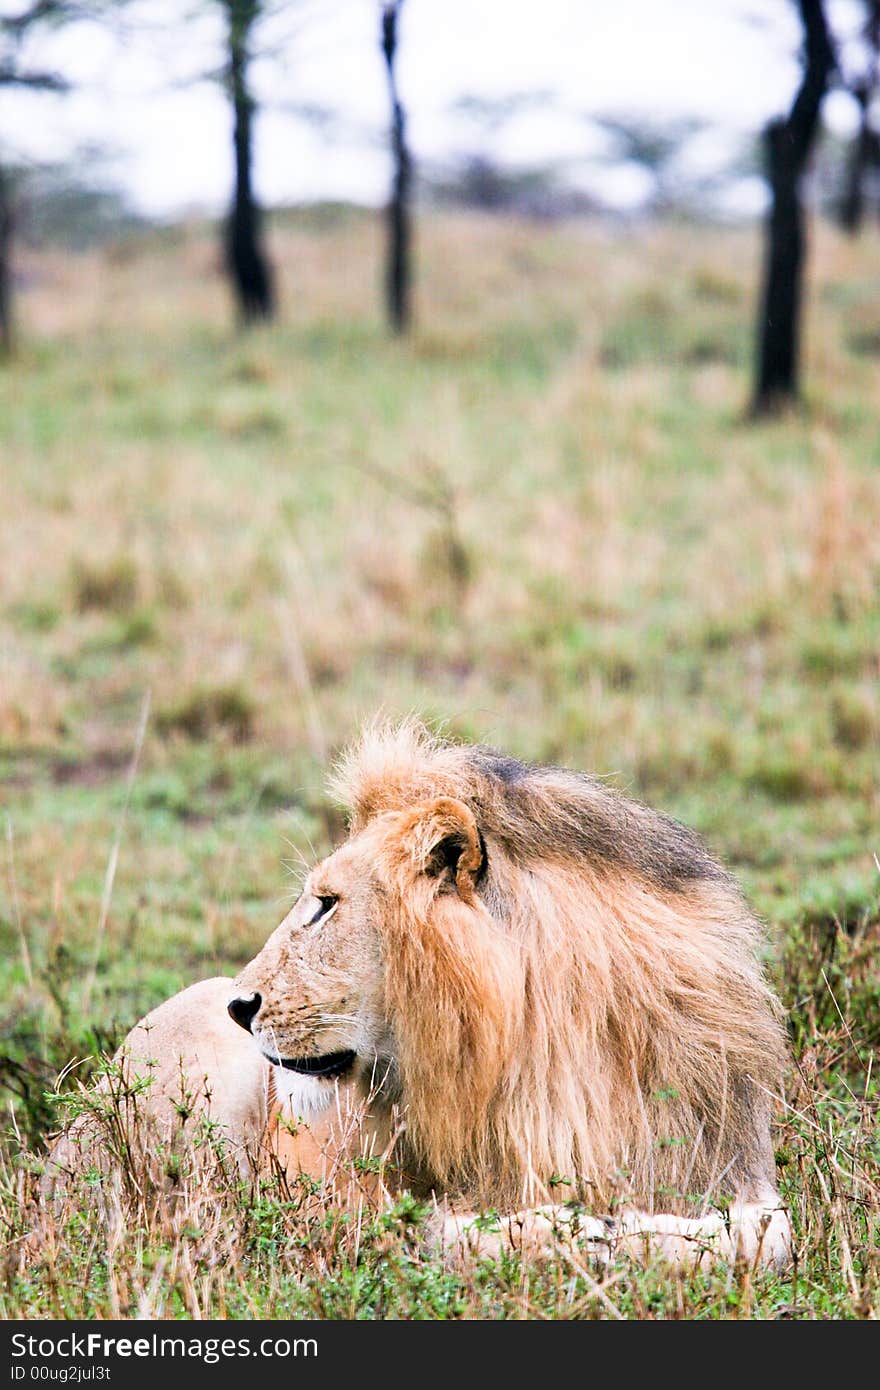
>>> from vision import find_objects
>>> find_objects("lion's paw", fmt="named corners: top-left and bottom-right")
top-left (729, 1200), bottom-right (792, 1272)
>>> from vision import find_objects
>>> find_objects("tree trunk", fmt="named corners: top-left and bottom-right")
top-left (839, 86), bottom-right (873, 232)
top-left (752, 0), bottom-right (834, 416)
top-left (754, 120), bottom-right (806, 412)
top-left (0, 165), bottom-right (13, 357)
top-left (381, 2), bottom-right (412, 334)
top-left (225, 0), bottom-right (274, 325)
top-left (840, 3), bottom-right (879, 234)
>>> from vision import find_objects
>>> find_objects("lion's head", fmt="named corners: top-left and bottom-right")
top-left (230, 720), bottom-right (786, 1208)
top-left (230, 785), bottom-right (510, 1164)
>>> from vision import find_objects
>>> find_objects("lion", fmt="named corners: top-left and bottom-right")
top-left (45, 721), bottom-right (792, 1269)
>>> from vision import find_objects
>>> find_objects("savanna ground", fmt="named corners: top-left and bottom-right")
top-left (0, 207), bottom-right (878, 1319)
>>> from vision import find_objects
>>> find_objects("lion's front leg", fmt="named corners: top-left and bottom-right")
top-left (613, 1208), bottom-right (734, 1269)
top-left (440, 1194), bottom-right (791, 1272)
top-left (439, 1204), bottom-right (614, 1264)
top-left (616, 1195), bottom-right (791, 1271)
top-left (726, 1195), bottom-right (792, 1272)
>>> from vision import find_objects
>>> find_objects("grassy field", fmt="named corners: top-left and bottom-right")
top-left (0, 208), bottom-right (878, 1319)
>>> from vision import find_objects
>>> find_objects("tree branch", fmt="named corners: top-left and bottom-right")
top-left (1, 1), bottom-right (88, 35)
top-left (0, 66), bottom-right (68, 91)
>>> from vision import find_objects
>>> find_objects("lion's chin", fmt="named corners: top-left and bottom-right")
top-left (262, 1048), bottom-right (357, 1080)
top-left (270, 1063), bottom-right (336, 1120)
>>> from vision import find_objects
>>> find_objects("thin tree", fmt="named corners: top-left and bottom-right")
top-left (594, 115), bottom-right (705, 214)
top-left (221, 0), bottom-right (274, 323)
top-left (0, 164), bottom-right (14, 357)
top-left (752, 0), bottom-right (835, 416)
top-left (839, 1), bottom-right (879, 233)
top-left (0, 1), bottom-right (69, 355)
top-left (380, 0), bottom-right (411, 333)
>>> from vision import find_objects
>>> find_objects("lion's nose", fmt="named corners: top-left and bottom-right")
top-left (228, 992), bottom-right (262, 1033)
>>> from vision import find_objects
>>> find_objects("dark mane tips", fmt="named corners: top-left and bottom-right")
top-left (470, 750), bottom-right (531, 786)
top-left (335, 722), bottom-right (732, 897)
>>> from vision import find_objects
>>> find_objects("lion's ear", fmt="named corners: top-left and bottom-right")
top-left (410, 797), bottom-right (486, 901)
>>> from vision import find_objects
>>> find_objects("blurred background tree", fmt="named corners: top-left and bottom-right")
top-left (752, 0), bottom-right (835, 417)
top-left (592, 114), bottom-right (706, 215)
top-left (838, 0), bottom-right (879, 233)
top-left (380, 0), bottom-right (411, 333)
top-left (0, 0), bottom-right (71, 354)
top-left (220, 0), bottom-right (274, 324)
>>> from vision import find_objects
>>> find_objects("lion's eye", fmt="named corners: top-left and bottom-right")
top-left (306, 895), bottom-right (338, 926)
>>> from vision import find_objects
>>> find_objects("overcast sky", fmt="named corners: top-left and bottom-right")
top-left (1, 0), bottom-right (869, 217)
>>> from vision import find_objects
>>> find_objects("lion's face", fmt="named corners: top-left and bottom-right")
top-left (229, 832), bottom-right (393, 1096)
top-left (228, 796), bottom-right (490, 1116)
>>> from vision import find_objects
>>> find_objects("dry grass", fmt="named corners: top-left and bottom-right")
top-left (0, 208), bottom-right (878, 1317)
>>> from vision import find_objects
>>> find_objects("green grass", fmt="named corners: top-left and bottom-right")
top-left (0, 210), bottom-right (878, 1318)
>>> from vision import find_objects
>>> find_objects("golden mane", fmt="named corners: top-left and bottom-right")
top-left (332, 720), bottom-right (787, 1211)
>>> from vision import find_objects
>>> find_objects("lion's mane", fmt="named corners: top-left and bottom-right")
top-left (332, 720), bottom-right (787, 1211)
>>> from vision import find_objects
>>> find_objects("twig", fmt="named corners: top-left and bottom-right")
top-left (3, 814), bottom-right (33, 988)
top-left (82, 691), bottom-right (151, 1015)
top-left (278, 549), bottom-right (327, 764)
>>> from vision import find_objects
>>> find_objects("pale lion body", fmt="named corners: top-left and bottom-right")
top-left (46, 722), bottom-right (792, 1268)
